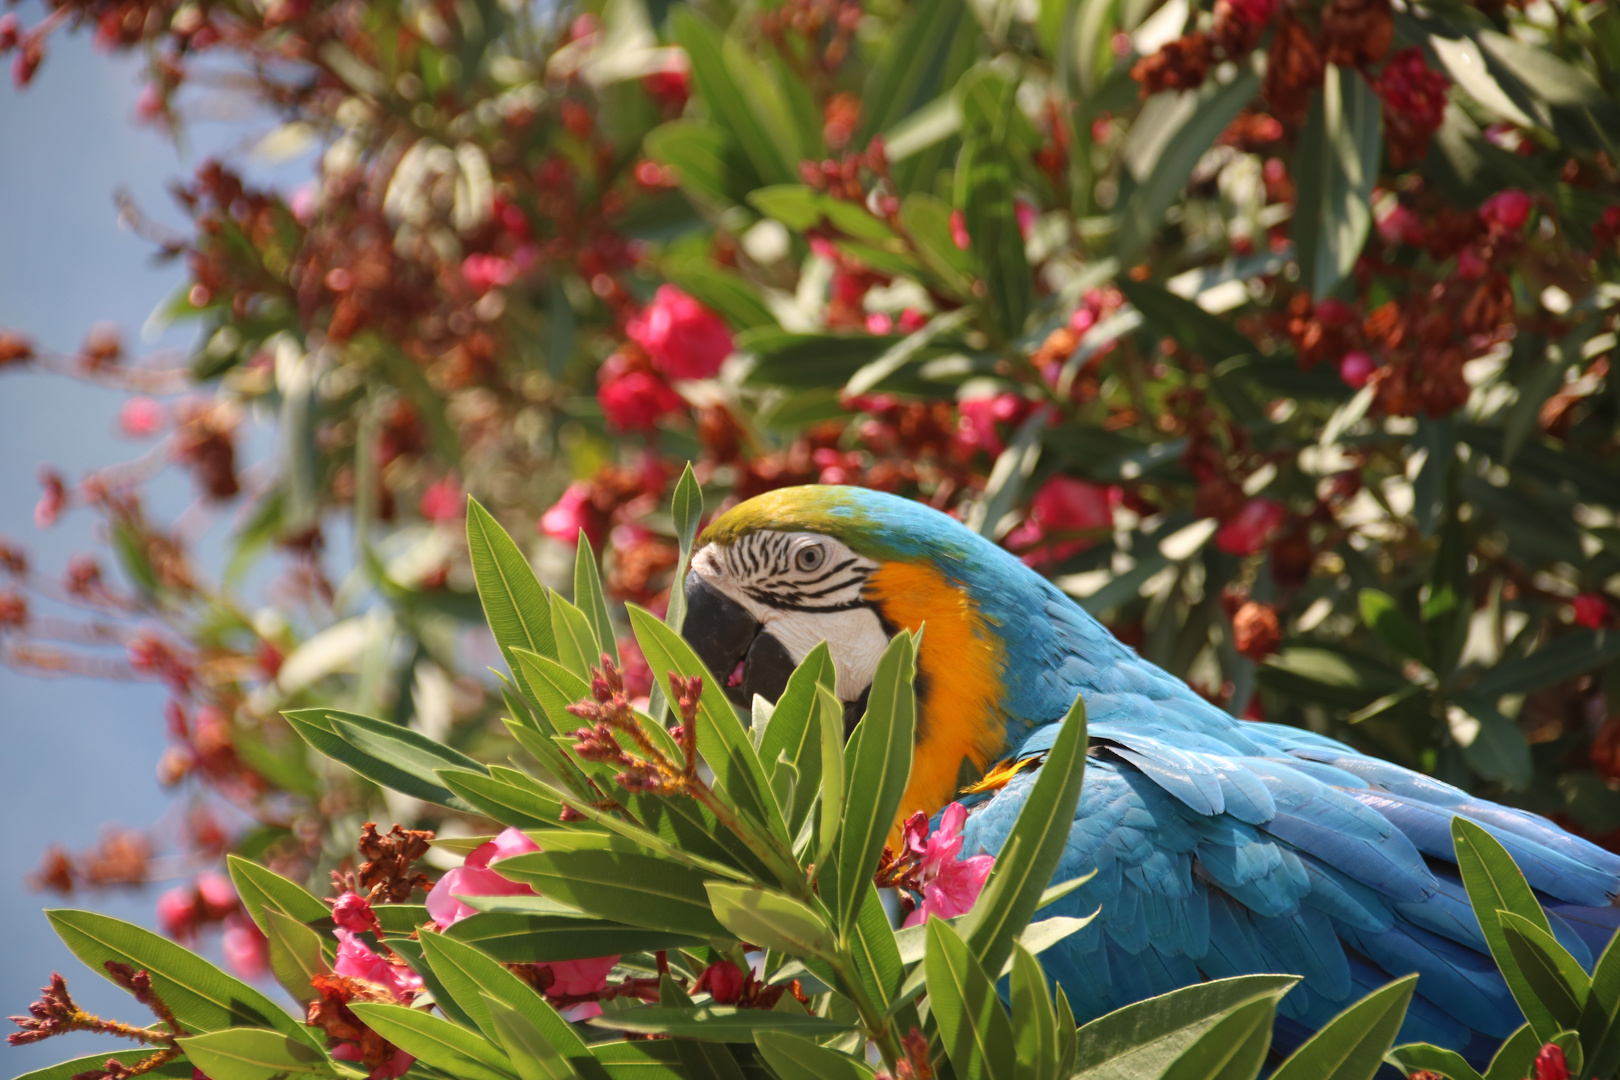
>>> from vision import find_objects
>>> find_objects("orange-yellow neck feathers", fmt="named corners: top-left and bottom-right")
top-left (864, 561), bottom-right (1007, 836)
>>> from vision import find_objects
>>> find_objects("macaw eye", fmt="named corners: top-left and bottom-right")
top-left (795, 544), bottom-right (825, 572)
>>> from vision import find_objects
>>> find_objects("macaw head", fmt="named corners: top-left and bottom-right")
top-left (681, 485), bottom-right (1032, 821)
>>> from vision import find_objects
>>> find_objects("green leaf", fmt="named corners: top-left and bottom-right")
top-left (662, 259), bottom-right (777, 333)
top-left (1483, 1024), bottom-right (1541, 1080)
top-left (705, 882), bottom-right (837, 959)
top-left (589, 1006), bottom-right (856, 1041)
top-left (468, 497), bottom-right (556, 689)
top-left (437, 767), bottom-right (568, 828)
top-left (846, 308), bottom-right (976, 396)
top-left (574, 533), bottom-right (617, 667)
top-left (645, 120), bottom-right (754, 208)
top-left (670, 11), bottom-right (794, 185)
top-left (1067, 975), bottom-right (1299, 1080)
top-left (1116, 279), bottom-right (1256, 365)
top-left (1292, 66), bottom-right (1380, 299)
top-left (813, 684), bottom-right (847, 875)
top-left (46, 909), bottom-right (318, 1047)
top-left (349, 1002), bottom-right (515, 1080)
top-left (13, 1051), bottom-right (193, 1080)
top-left (861, 0), bottom-right (974, 139)
top-left (836, 631), bottom-right (917, 930)
top-left (627, 605), bottom-right (786, 846)
top-left (1270, 976), bottom-right (1416, 1080)
top-left (282, 708), bottom-right (472, 810)
top-left (550, 591), bottom-right (602, 682)
top-left (850, 885), bottom-right (906, 1009)
top-left (328, 708), bottom-right (486, 783)
top-left (178, 1029), bottom-right (335, 1080)
top-left (1155, 994), bottom-right (1275, 1080)
top-left (955, 133), bottom-right (1031, 338)
top-left (900, 193), bottom-right (976, 297)
top-left (1115, 72), bottom-right (1260, 263)
top-left (419, 932), bottom-right (591, 1055)
top-left (1358, 590), bottom-right (1431, 666)
top-left (227, 855), bottom-right (331, 936)
top-left (1471, 630), bottom-right (1620, 699)
top-left (1450, 694), bottom-right (1533, 791)
top-left (963, 690), bottom-right (1087, 978)
top-left (445, 909), bottom-right (703, 962)
top-left (754, 1032), bottom-right (876, 1080)
top-left (483, 994), bottom-right (583, 1080)
top-left (1500, 911), bottom-right (1589, 1031)
top-left (657, 976), bottom-right (749, 1080)
top-left (591, 1040), bottom-right (690, 1080)
top-left (1452, 817), bottom-right (1560, 1040)
top-left (663, 462), bottom-right (705, 642)
top-left (495, 849), bottom-right (731, 938)
top-left (1011, 942), bottom-right (1061, 1080)
top-left (1478, 30), bottom-right (1610, 108)
top-left (1424, 506), bottom-right (1471, 677)
top-left (740, 329), bottom-right (911, 390)
top-left (1385, 1043), bottom-right (1485, 1080)
top-left (1578, 925), bottom-right (1620, 1078)
top-left (756, 641), bottom-right (835, 833)
top-left (263, 909), bottom-right (329, 1008)
top-left (924, 916), bottom-right (1019, 1080)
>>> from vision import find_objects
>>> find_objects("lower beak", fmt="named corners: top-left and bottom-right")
top-left (682, 571), bottom-right (796, 708)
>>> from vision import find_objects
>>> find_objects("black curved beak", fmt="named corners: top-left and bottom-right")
top-left (682, 571), bottom-right (796, 708)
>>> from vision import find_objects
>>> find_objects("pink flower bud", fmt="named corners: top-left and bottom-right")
top-left (626, 285), bottom-right (734, 380)
top-left (331, 891), bottom-right (379, 933)
top-left (1573, 593), bottom-right (1608, 630)
top-left (1481, 189), bottom-right (1532, 232)
top-left (118, 397), bottom-right (166, 438)
top-left (1339, 350), bottom-right (1376, 389)
top-left (1533, 1043), bottom-right (1569, 1080)
top-left (157, 887), bottom-right (197, 940)
top-left (1215, 499), bottom-right (1287, 557)
top-left (418, 478), bottom-right (463, 522)
top-left (597, 369), bottom-right (686, 433)
top-left (221, 915), bottom-right (268, 980)
top-left (949, 209), bottom-right (971, 250)
top-left (698, 961), bottom-right (747, 1004)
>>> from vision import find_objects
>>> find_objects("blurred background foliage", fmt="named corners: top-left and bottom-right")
top-left (2, 0), bottom-right (1620, 971)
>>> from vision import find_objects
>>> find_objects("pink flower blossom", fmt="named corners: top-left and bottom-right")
top-left (598, 369), bottom-right (686, 432)
top-left (195, 872), bottom-right (237, 912)
top-left (118, 397), bottom-right (166, 438)
top-left (626, 285), bottom-right (733, 380)
top-left (1481, 189), bottom-right (1533, 233)
top-left (949, 209), bottom-right (971, 250)
top-left (1215, 498), bottom-right (1287, 556)
top-left (462, 253), bottom-right (518, 294)
top-left (1004, 476), bottom-right (1114, 567)
top-left (696, 961), bottom-right (746, 1003)
top-left (425, 828), bottom-right (542, 928)
top-left (331, 891), bottom-right (379, 933)
top-left (157, 887), bottom-right (196, 940)
top-left (34, 468), bottom-right (65, 528)
top-left (898, 308), bottom-right (929, 333)
top-left (546, 955), bottom-right (617, 997)
top-left (334, 930), bottom-right (423, 1000)
top-left (1534, 1043), bottom-right (1570, 1080)
top-left (1573, 593), bottom-right (1609, 629)
top-left (902, 803), bottom-right (995, 927)
top-left (1339, 350), bottom-right (1376, 389)
top-left (1375, 199), bottom-right (1423, 246)
top-left (1015, 200), bottom-right (1037, 240)
top-left (418, 478), bottom-right (463, 522)
top-left (865, 311), bottom-right (894, 335)
top-left (956, 392), bottom-right (1034, 457)
top-left (222, 914), bottom-right (269, 980)
top-left (1456, 246), bottom-right (1489, 280)
top-left (539, 481), bottom-right (599, 546)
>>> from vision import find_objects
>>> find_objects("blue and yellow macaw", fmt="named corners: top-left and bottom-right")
top-left (679, 484), bottom-right (1620, 1056)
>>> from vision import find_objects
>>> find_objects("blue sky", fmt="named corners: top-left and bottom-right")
top-left (0, 29), bottom-right (305, 1069)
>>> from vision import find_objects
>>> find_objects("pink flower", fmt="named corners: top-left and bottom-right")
top-left (1313, 298), bottom-right (1354, 326)
top-left (1534, 1043), bottom-right (1569, 1080)
top-left (195, 872), bottom-right (237, 913)
top-left (1215, 498), bottom-right (1287, 556)
top-left (1573, 593), bottom-right (1609, 630)
top-left (626, 285), bottom-right (733, 380)
top-left (418, 478), bottom-right (463, 522)
top-left (546, 955), bottom-right (618, 997)
top-left (425, 828), bottom-right (541, 929)
top-left (334, 930), bottom-right (423, 1001)
top-left (865, 312), bottom-right (894, 335)
top-left (539, 482), bottom-right (598, 546)
top-left (902, 803), bottom-right (995, 927)
top-left (34, 468), bottom-right (65, 528)
top-left (949, 209), bottom-right (971, 251)
top-left (157, 887), bottom-right (196, 940)
top-left (642, 67), bottom-right (691, 109)
top-left (0, 14), bottom-right (20, 50)
top-left (598, 369), bottom-right (686, 432)
top-left (1481, 189), bottom-right (1533, 233)
top-left (462, 253), bottom-right (518, 294)
top-left (956, 392), bottom-right (1034, 457)
top-left (1015, 200), bottom-right (1037, 240)
top-left (696, 961), bottom-right (747, 1004)
top-left (118, 397), bottom-right (166, 438)
top-left (1456, 246), bottom-right (1489, 279)
top-left (332, 1044), bottom-right (413, 1080)
top-left (1004, 476), bottom-right (1114, 567)
top-left (1339, 350), bottom-right (1376, 389)
top-left (222, 915), bottom-right (269, 980)
top-left (898, 308), bottom-right (929, 333)
top-left (331, 891), bottom-right (379, 933)
top-left (1376, 200), bottom-right (1423, 246)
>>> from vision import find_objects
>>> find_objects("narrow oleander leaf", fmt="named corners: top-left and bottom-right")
top-left (836, 630), bottom-right (916, 931)
top-left (47, 909), bottom-right (320, 1048)
top-left (1067, 975), bottom-right (1299, 1077)
top-left (573, 531), bottom-right (617, 666)
top-left (924, 916), bottom-right (1018, 1080)
top-left (1452, 817), bottom-right (1561, 1041)
top-left (705, 882), bottom-right (838, 960)
top-left (590, 1040), bottom-right (691, 1080)
top-left (813, 683), bottom-right (847, 875)
top-left (282, 708), bottom-right (474, 810)
top-left (419, 932), bottom-right (591, 1056)
top-left (1011, 942), bottom-right (1061, 1080)
top-left (468, 497), bottom-right (556, 682)
top-left (437, 767), bottom-right (568, 828)
top-left (1500, 911), bottom-right (1589, 1032)
top-left (227, 855), bottom-right (330, 936)
top-left (177, 1029), bottom-right (335, 1080)
top-left (663, 462), bottom-right (705, 637)
top-left (1386, 1043), bottom-right (1484, 1080)
top-left (962, 689), bottom-right (1087, 978)
top-left (549, 590), bottom-right (600, 682)
top-left (263, 909), bottom-right (329, 1008)
top-left (482, 994), bottom-right (582, 1080)
top-left (1154, 995), bottom-right (1275, 1080)
top-left (589, 1005), bottom-right (856, 1041)
top-left (1357, 589), bottom-right (1431, 666)
top-left (658, 976), bottom-right (749, 1080)
top-left (349, 1002), bottom-right (515, 1080)
top-left (754, 1032), bottom-right (877, 1080)
top-left (850, 885), bottom-right (905, 1009)
top-left (1270, 976), bottom-right (1416, 1080)
top-left (1483, 1024), bottom-right (1540, 1080)
top-left (444, 909), bottom-right (703, 962)
top-left (756, 642), bottom-right (835, 834)
top-left (1578, 924), bottom-right (1620, 1078)
top-left (13, 1051), bottom-right (194, 1080)
top-left (494, 849), bottom-right (731, 938)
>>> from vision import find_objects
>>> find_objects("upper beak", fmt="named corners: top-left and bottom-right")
top-left (682, 571), bottom-right (795, 708)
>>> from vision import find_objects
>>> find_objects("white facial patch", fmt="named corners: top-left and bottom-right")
top-left (690, 532), bottom-right (891, 701)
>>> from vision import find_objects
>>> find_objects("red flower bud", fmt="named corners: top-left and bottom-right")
top-left (1573, 593), bottom-right (1609, 630)
top-left (698, 961), bottom-right (747, 1005)
top-left (1532, 1043), bottom-right (1569, 1080)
